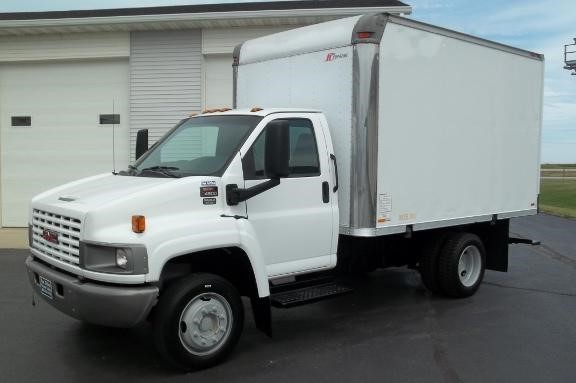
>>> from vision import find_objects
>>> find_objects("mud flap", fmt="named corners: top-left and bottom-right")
top-left (483, 219), bottom-right (510, 272)
top-left (250, 296), bottom-right (272, 337)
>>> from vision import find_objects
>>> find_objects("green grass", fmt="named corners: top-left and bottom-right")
top-left (541, 170), bottom-right (576, 178)
top-left (539, 179), bottom-right (576, 218)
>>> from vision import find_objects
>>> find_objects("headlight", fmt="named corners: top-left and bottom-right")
top-left (80, 242), bottom-right (148, 275)
top-left (116, 248), bottom-right (129, 269)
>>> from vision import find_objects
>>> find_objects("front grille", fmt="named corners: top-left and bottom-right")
top-left (31, 209), bottom-right (81, 266)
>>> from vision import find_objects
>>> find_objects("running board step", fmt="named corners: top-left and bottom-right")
top-left (270, 283), bottom-right (353, 308)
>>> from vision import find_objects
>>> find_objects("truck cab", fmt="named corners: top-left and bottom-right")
top-left (26, 108), bottom-right (340, 369)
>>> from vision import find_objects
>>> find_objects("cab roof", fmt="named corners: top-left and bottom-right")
top-left (190, 108), bottom-right (321, 118)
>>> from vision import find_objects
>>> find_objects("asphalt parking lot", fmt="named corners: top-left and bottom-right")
top-left (1, 213), bottom-right (575, 383)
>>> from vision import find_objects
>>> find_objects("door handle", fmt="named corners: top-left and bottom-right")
top-left (330, 154), bottom-right (339, 192)
top-left (322, 181), bottom-right (330, 203)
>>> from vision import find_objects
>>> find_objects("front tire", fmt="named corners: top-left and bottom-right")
top-left (438, 233), bottom-right (486, 298)
top-left (153, 273), bottom-right (244, 371)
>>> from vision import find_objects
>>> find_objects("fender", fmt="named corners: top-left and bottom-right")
top-left (149, 219), bottom-right (270, 298)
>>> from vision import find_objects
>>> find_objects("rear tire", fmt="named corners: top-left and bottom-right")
top-left (419, 234), bottom-right (449, 294)
top-left (437, 233), bottom-right (486, 298)
top-left (153, 273), bottom-right (244, 371)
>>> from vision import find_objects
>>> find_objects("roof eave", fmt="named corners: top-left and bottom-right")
top-left (0, 6), bottom-right (412, 36)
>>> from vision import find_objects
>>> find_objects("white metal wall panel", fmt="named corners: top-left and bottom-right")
top-left (204, 54), bottom-right (233, 109)
top-left (0, 60), bottom-right (129, 227)
top-left (202, 27), bottom-right (291, 55)
top-left (129, 30), bottom-right (202, 160)
top-left (236, 46), bottom-right (354, 226)
top-left (375, 22), bottom-right (543, 229)
top-left (0, 32), bottom-right (129, 62)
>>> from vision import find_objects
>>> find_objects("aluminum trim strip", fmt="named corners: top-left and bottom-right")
top-left (232, 43), bottom-right (242, 108)
top-left (350, 43), bottom-right (380, 229)
top-left (340, 225), bottom-right (405, 237)
top-left (340, 209), bottom-right (538, 237)
top-left (498, 209), bottom-right (537, 220)
top-left (413, 215), bottom-right (494, 231)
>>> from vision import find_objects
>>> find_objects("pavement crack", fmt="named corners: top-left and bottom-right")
top-left (425, 302), bottom-right (464, 383)
top-left (535, 245), bottom-right (576, 271)
top-left (484, 281), bottom-right (576, 297)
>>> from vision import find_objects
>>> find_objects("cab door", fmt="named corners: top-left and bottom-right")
top-left (240, 114), bottom-right (336, 277)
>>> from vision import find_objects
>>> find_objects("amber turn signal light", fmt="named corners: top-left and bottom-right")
top-left (132, 215), bottom-right (146, 233)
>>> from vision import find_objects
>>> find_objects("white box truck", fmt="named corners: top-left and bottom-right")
top-left (25, 14), bottom-right (543, 370)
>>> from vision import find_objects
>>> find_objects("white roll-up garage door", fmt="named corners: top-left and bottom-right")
top-left (0, 59), bottom-right (129, 227)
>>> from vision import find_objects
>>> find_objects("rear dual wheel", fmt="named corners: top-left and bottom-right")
top-left (420, 232), bottom-right (486, 298)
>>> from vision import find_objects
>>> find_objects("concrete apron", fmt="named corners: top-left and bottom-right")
top-left (0, 228), bottom-right (27, 248)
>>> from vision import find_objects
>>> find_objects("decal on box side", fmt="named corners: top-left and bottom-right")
top-left (377, 193), bottom-right (392, 224)
top-left (200, 186), bottom-right (218, 197)
top-left (203, 198), bottom-right (217, 205)
top-left (399, 212), bottom-right (416, 221)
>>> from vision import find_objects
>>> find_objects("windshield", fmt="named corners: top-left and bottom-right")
top-left (129, 115), bottom-right (262, 178)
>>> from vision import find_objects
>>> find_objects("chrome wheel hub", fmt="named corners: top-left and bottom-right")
top-left (178, 292), bottom-right (232, 356)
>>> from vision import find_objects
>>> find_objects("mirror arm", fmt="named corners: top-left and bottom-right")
top-left (226, 178), bottom-right (280, 206)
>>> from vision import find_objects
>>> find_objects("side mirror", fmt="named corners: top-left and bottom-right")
top-left (265, 120), bottom-right (290, 178)
top-left (226, 120), bottom-right (289, 206)
top-left (135, 129), bottom-right (148, 160)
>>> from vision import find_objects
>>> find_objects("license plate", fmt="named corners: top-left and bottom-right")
top-left (39, 275), bottom-right (54, 300)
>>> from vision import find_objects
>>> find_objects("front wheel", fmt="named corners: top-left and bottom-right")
top-left (153, 273), bottom-right (244, 370)
top-left (437, 233), bottom-right (486, 298)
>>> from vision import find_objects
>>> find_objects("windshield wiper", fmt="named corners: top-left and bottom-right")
top-left (139, 166), bottom-right (181, 178)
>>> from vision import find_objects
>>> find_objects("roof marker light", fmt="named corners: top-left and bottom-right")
top-left (250, 107), bottom-right (263, 112)
top-left (357, 32), bottom-right (374, 39)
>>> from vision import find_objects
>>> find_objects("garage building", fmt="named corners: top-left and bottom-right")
top-left (0, 0), bottom-right (411, 246)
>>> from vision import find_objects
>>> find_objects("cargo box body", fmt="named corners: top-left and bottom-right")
top-left (234, 14), bottom-right (544, 237)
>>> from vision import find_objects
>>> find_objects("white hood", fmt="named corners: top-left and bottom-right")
top-left (34, 173), bottom-right (171, 209)
top-left (30, 173), bottom-right (226, 243)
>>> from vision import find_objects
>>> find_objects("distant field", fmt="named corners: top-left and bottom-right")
top-left (541, 163), bottom-right (576, 169)
top-left (541, 170), bottom-right (576, 178)
top-left (539, 179), bottom-right (576, 218)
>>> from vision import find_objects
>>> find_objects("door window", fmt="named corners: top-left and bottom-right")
top-left (243, 119), bottom-right (320, 180)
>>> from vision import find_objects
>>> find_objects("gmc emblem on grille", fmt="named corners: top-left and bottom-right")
top-left (42, 229), bottom-right (59, 245)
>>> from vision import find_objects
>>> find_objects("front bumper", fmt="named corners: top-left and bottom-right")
top-left (26, 256), bottom-right (158, 328)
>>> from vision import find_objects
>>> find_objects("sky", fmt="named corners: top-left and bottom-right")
top-left (1, 0), bottom-right (575, 163)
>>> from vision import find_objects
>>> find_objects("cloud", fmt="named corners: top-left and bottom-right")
top-left (469, 1), bottom-right (575, 38)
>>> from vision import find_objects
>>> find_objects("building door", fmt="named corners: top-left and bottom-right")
top-left (0, 60), bottom-right (129, 227)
